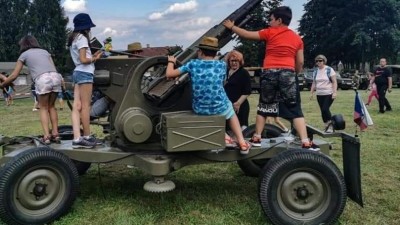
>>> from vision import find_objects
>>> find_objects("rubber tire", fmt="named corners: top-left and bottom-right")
top-left (72, 160), bottom-right (92, 176)
top-left (237, 124), bottom-right (284, 177)
top-left (259, 149), bottom-right (346, 225)
top-left (0, 147), bottom-right (79, 225)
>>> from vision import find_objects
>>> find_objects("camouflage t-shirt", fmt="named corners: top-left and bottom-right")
top-left (179, 59), bottom-right (231, 115)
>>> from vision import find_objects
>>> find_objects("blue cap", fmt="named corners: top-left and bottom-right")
top-left (73, 13), bottom-right (96, 31)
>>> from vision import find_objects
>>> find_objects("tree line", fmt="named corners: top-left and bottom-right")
top-left (0, 0), bottom-right (68, 71)
top-left (1, 0), bottom-right (400, 72)
top-left (237, 0), bottom-right (400, 71)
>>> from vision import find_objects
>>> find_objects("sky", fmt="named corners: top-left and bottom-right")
top-left (62, 0), bottom-right (307, 52)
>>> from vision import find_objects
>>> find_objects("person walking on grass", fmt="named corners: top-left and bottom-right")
top-left (0, 35), bottom-right (62, 144)
top-left (366, 72), bottom-right (378, 106)
top-left (309, 54), bottom-right (338, 133)
top-left (166, 37), bottom-right (251, 154)
top-left (223, 6), bottom-right (319, 150)
top-left (68, 13), bottom-right (102, 148)
top-left (374, 58), bottom-right (392, 113)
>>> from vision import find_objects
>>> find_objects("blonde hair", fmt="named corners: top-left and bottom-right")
top-left (315, 54), bottom-right (327, 64)
top-left (226, 50), bottom-right (244, 66)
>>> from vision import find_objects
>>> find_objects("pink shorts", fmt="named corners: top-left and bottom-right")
top-left (35, 72), bottom-right (63, 95)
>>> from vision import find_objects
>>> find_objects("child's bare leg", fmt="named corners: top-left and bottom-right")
top-left (228, 115), bottom-right (245, 143)
top-left (275, 117), bottom-right (288, 131)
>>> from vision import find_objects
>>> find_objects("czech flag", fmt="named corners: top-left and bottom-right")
top-left (354, 91), bottom-right (373, 131)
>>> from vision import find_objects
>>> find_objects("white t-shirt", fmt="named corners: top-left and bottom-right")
top-left (315, 66), bottom-right (336, 95)
top-left (70, 34), bottom-right (95, 74)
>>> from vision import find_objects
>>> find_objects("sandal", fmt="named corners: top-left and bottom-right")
top-left (239, 141), bottom-right (251, 155)
top-left (51, 134), bottom-right (61, 144)
top-left (225, 136), bottom-right (237, 148)
top-left (40, 136), bottom-right (51, 145)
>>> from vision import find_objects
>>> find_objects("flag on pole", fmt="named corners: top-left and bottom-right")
top-left (354, 91), bottom-right (373, 131)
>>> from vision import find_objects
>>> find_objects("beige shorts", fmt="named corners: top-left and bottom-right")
top-left (35, 72), bottom-right (62, 95)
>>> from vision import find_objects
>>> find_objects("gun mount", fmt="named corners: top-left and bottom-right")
top-left (0, 1), bottom-right (363, 225)
top-left (93, 0), bottom-right (263, 146)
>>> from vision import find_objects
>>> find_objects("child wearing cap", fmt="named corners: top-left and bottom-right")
top-left (67, 13), bottom-right (102, 149)
top-left (166, 36), bottom-right (251, 154)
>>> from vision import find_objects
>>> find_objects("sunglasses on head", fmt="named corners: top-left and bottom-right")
top-left (315, 60), bottom-right (324, 63)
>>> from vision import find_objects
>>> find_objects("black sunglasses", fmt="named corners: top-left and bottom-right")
top-left (315, 60), bottom-right (324, 63)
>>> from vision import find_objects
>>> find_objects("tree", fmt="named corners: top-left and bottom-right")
top-left (28, 0), bottom-right (69, 72)
top-left (0, 0), bottom-right (69, 71)
top-left (0, 0), bottom-right (30, 61)
top-left (299, 0), bottom-right (400, 69)
top-left (235, 0), bottom-right (283, 67)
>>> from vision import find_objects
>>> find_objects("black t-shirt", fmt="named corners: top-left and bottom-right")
top-left (374, 66), bottom-right (392, 85)
top-left (224, 67), bottom-right (252, 102)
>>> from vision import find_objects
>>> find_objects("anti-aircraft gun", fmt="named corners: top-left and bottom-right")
top-left (0, 1), bottom-right (363, 225)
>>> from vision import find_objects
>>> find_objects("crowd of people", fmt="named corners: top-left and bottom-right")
top-left (0, 6), bottom-right (395, 153)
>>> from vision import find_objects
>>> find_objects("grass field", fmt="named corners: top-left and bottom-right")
top-left (0, 89), bottom-right (399, 225)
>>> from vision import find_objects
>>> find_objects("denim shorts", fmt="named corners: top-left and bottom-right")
top-left (57, 92), bottom-right (64, 99)
top-left (73, 71), bottom-right (94, 85)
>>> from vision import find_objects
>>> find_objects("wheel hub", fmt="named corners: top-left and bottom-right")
top-left (15, 167), bottom-right (66, 213)
top-left (278, 170), bottom-right (330, 220)
top-left (296, 186), bottom-right (310, 200)
top-left (33, 183), bottom-right (48, 199)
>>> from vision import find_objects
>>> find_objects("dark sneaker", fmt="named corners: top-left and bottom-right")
top-left (72, 138), bottom-right (96, 149)
top-left (302, 141), bottom-right (320, 151)
top-left (386, 108), bottom-right (392, 111)
top-left (84, 136), bottom-right (103, 145)
top-left (249, 136), bottom-right (261, 147)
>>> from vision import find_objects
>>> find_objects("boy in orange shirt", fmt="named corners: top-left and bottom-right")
top-left (223, 6), bottom-right (319, 150)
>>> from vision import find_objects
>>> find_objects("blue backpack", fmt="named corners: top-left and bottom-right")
top-left (313, 67), bottom-right (332, 82)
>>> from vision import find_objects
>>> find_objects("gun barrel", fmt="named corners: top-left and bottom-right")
top-left (176, 0), bottom-right (263, 63)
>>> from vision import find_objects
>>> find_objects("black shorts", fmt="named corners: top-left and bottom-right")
top-left (257, 69), bottom-right (304, 120)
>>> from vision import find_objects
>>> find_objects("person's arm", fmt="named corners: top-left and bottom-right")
top-left (0, 61), bottom-right (23, 88)
top-left (310, 81), bottom-right (316, 100)
top-left (233, 95), bottom-right (249, 112)
top-left (331, 75), bottom-right (337, 99)
top-left (166, 56), bottom-right (181, 78)
top-left (79, 48), bottom-right (102, 64)
top-left (223, 20), bottom-right (260, 40)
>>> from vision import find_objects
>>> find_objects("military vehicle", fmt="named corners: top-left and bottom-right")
top-left (0, 1), bottom-right (363, 225)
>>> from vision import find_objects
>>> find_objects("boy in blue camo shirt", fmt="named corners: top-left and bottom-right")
top-left (166, 36), bottom-right (251, 154)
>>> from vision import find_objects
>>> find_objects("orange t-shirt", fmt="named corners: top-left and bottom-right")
top-left (258, 26), bottom-right (303, 69)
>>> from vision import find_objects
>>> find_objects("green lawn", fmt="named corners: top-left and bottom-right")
top-left (0, 89), bottom-right (399, 225)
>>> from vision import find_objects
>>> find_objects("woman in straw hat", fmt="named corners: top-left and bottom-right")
top-left (67, 13), bottom-right (103, 148)
top-left (166, 36), bottom-right (251, 154)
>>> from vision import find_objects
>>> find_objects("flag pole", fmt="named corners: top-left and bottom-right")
top-left (354, 88), bottom-right (359, 137)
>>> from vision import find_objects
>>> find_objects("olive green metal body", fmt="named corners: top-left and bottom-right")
top-left (0, 1), bottom-right (363, 224)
